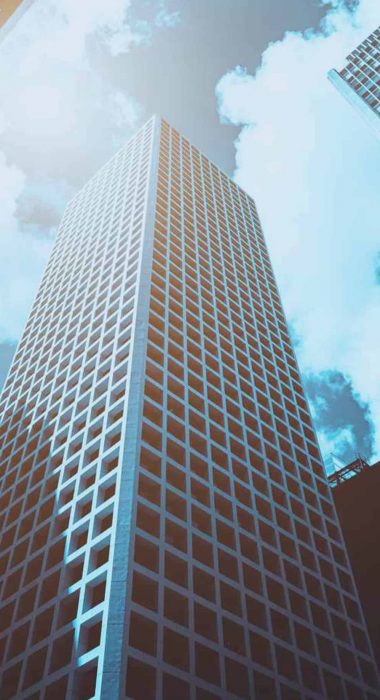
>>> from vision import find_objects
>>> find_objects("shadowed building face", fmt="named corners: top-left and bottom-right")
top-left (330, 458), bottom-right (380, 675)
top-left (0, 117), bottom-right (379, 699)
top-left (0, 0), bottom-right (36, 45)
top-left (0, 0), bottom-right (34, 32)
top-left (0, 0), bottom-right (24, 27)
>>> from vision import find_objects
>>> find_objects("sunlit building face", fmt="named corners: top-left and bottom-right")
top-left (329, 25), bottom-right (380, 139)
top-left (0, 116), bottom-right (379, 700)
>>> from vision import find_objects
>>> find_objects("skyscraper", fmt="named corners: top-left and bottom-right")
top-left (0, 0), bottom-right (35, 39)
top-left (329, 457), bottom-right (380, 674)
top-left (328, 25), bottom-right (380, 139)
top-left (0, 116), bottom-right (379, 700)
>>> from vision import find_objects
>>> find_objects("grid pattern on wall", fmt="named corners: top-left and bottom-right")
top-left (0, 118), bottom-right (155, 699)
top-left (0, 116), bottom-right (379, 700)
top-left (335, 26), bottom-right (380, 114)
top-left (124, 119), bottom-right (380, 700)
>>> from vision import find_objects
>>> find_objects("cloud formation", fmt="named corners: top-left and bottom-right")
top-left (216, 0), bottom-right (380, 462)
top-left (0, 145), bottom-right (47, 341)
top-left (0, 0), bottom-right (178, 342)
top-left (305, 370), bottom-right (375, 469)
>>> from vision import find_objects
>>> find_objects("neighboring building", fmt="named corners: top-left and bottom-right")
top-left (328, 26), bottom-right (380, 139)
top-left (329, 457), bottom-right (380, 674)
top-left (0, 116), bottom-right (379, 700)
top-left (0, 0), bottom-right (35, 38)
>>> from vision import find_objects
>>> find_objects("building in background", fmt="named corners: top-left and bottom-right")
top-left (328, 26), bottom-right (380, 139)
top-left (329, 457), bottom-right (380, 674)
top-left (0, 116), bottom-right (379, 700)
top-left (0, 0), bottom-right (35, 39)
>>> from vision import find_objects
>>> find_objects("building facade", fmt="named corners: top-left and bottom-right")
top-left (0, 0), bottom-right (35, 38)
top-left (328, 26), bottom-right (380, 139)
top-left (0, 116), bottom-right (379, 700)
top-left (329, 458), bottom-right (380, 675)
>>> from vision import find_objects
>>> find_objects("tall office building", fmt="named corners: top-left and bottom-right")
top-left (0, 0), bottom-right (35, 38)
top-left (329, 457), bottom-right (380, 673)
top-left (328, 26), bottom-right (380, 139)
top-left (0, 116), bottom-right (379, 700)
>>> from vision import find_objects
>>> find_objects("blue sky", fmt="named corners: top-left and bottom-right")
top-left (216, 0), bottom-right (380, 463)
top-left (0, 0), bottom-right (379, 468)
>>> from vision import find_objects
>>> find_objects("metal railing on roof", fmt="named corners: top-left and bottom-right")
top-left (328, 455), bottom-right (370, 488)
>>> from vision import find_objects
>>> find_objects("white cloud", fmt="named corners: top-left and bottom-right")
top-left (8, 0), bottom-right (140, 64)
top-left (216, 0), bottom-right (380, 460)
top-left (321, 427), bottom-right (356, 474)
top-left (0, 150), bottom-right (25, 231)
top-left (155, 0), bottom-right (180, 28)
top-left (0, 143), bottom-right (51, 340)
top-left (0, 0), bottom-right (145, 176)
top-left (0, 0), bottom-right (177, 343)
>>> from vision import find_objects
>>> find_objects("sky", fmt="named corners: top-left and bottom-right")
top-left (216, 0), bottom-right (380, 464)
top-left (0, 0), bottom-right (379, 469)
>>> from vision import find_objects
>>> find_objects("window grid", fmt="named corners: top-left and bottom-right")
top-left (336, 26), bottom-right (380, 115)
top-left (1, 117), bottom-right (379, 700)
top-left (125, 119), bottom-right (379, 700)
top-left (0, 118), bottom-right (155, 700)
